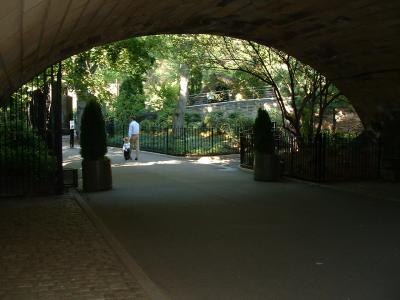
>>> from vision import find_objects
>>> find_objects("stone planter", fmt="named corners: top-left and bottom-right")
top-left (82, 158), bottom-right (112, 192)
top-left (254, 152), bottom-right (280, 181)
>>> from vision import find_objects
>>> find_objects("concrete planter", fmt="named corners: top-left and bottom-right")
top-left (254, 152), bottom-right (280, 181)
top-left (82, 158), bottom-right (112, 192)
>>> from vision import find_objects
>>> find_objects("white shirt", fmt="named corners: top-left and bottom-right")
top-left (122, 142), bottom-right (130, 151)
top-left (128, 120), bottom-right (140, 137)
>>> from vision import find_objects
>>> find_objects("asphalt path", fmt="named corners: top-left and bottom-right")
top-left (64, 145), bottom-right (400, 300)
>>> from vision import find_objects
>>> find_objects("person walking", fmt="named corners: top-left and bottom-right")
top-left (128, 115), bottom-right (140, 160)
top-left (122, 137), bottom-right (131, 160)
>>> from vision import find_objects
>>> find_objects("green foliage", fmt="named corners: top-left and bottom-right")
top-left (231, 71), bottom-right (268, 97)
top-left (159, 83), bottom-right (179, 108)
top-left (204, 111), bottom-right (224, 128)
top-left (142, 83), bottom-right (180, 127)
top-left (63, 34), bottom-right (359, 143)
top-left (63, 37), bottom-right (155, 117)
top-left (254, 108), bottom-right (274, 154)
top-left (80, 98), bottom-right (108, 160)
top-left (114, 76), bottom-right (146, 123)
top-left (226, 112), bottom-right (254, 129)
top-left (202, 111), bottom-right (253, 132)
top-left (138, 119), bottom-right (155, 129)
top-left (120, 75), bottom-right (144, 95)
top-left (144, 58), bottom-right (179, 110)
top-left (154, 111), bottom-right (174, 127)
top-left (105, 38), bottom-right (155, 75)
top-left (63, 50), bottom-right (112, 103)
top-left (138, 126), bottom-right (240, 156)
top-left (185, 112), bottom-right (202, 126)
top-left (141, 35), bottom-right (208, 125)
top-left (189, 66), bottom-right (203, 94)
top-left (267, 106), bottom-right (282, 125)
top-left (194, 35), bottom-right (352, 141)
top-left (0, 121), bottom-right (56, 176)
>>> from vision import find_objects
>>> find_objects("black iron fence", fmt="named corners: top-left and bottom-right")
top-left (240, 129), bottom-right (254, 169)
top-left (240, 129), bottom-right (382, 182)
top-left (107, 123), bottom-right (243, 156)
top-left (0, 64), bottom-right (63, 197)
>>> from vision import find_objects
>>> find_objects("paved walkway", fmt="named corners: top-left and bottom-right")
top-left (62, 144), bottom-right (400, 300)
top-left (0, 190), bottom-right (165, 299)
top-left (1, 141), bottom-right (399, 299)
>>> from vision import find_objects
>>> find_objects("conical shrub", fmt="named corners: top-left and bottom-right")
top-left (80, 98), bottom-right (107, 160)
top-left (254, 107), bottom-right (274, 154)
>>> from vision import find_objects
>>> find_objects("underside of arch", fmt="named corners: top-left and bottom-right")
top-left (0, 0), bottom-right (399, 132)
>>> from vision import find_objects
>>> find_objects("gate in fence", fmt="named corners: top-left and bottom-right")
top-left (0, 64), bottom-right (63, 197)
top-left (240, 129), bottom-right (382, 182)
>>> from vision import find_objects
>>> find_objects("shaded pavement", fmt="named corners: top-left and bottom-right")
top-left (63, 144), bottom-right (400, 300)
top-left (2, 138), bottom-right (399, 299)
top-left (0, 191), bottom-right (155, 299)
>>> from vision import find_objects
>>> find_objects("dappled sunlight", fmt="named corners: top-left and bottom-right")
top-left (62, 154), bottom-right (82, 167)
top-left (200, 131), bottom-right (211, 137)
top-left (195, 156), bottom-right (231, 165)
top-left (189, 155), bottom-right (239, 167)
top-left (107, 147), bottom-right (185, 168)
top-left (63, 145), bottom-right (238, 171)
top-left (111, 159), bottom-right (183, 168)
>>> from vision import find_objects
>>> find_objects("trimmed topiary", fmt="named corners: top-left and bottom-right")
top-left (253, 107), bottom-right (280, 181)
top-left (254, 107), bottom-right (275, 154)
top-left (80, 98), bottom-right (107, 160)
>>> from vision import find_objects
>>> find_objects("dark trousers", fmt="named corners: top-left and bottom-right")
top-left (70, 129), bottom-right (74, 148)
top-left (123, 149), bottom-right (131, 160)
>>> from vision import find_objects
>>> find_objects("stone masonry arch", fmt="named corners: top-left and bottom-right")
top-left (0, 0), bottom-right (399, 177)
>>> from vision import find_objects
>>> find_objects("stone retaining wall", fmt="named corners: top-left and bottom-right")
top-left (186, 98), bottom-right (278, 119)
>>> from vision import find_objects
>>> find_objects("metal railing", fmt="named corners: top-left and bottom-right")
top-left (187, 86), bottom-right (275, 106)
top-left (240, 129), bottom-right (382, 182)
top-left (107, 123), bottom-right (246, 156)
top-left (0, 64), bottom-right (63, 197)
top-left (240, 129), bottom-right (254, 169)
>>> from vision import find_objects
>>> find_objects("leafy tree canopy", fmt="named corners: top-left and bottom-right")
top-left (63, 34), bottom-right (355, 140)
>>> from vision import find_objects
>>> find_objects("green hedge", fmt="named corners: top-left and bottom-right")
top-left (0, 122), bottom-right (56, 180)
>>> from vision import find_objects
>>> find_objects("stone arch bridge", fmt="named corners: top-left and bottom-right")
top-left (0, 0), bottom-right (399, 177)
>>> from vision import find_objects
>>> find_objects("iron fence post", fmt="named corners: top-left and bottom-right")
top-left (184, 127), bottom-right (187, 155)
top-left (321, 133), bottom-right (327, 182)
top-left (314, 134), bottom-right (321, 181)
top-left (211, 128), bottom-right (214, 155)
top-left (240, 132), bottom-right (244, 165)
top-left (52, 63), bottom-right (63, 193)
top-left (166, 127), bottom-right (169, 155)
top-left (377, 136), bottom-right (383, 179)
top-left (152, 126), bottom-right (155, 152)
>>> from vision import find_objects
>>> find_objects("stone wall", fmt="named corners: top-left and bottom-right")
top-left (187, 98), bottom-right (364, 135)
top-left (186, 98), bottom-right (278, 120)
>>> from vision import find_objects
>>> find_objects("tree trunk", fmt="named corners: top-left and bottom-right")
top-left (173, 63), bottom-right (190, 132)
top-left (332, 107), bottom-right (336, 133)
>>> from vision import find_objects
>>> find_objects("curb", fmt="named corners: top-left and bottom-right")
top-left (70, 189), bottom-right (169, 300)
